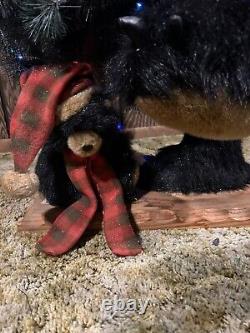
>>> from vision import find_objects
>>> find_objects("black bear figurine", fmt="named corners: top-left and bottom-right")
top-left (36, 96), bottom-right (137, 207)
top-left (104, 0), bottom-right (250, 194)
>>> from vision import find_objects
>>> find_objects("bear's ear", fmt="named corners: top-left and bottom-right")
top-left (56, 88), bottom-right (94, 124)
top-left (168, 14), bottom-right (183, 39)
top-left (164, 15), bottom-right (184, 48)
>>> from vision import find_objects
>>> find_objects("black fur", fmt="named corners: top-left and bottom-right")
top-left (36, 97), bottom-right (137, 207)
top-left (105, 0), bottom-right (250, 103)
top-left (0, 0), bottom-right (17, 19)
top-left (138, 134), bottom-right (250, 194)
top-left (104, 0), bottom-right (250, 194)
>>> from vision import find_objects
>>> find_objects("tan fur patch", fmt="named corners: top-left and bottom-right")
top-left (67, 131), bottom-right (102, 158)
top-left (136, 91), bottom-right (250, 140)
top-left (0, 171), bottom-right (39, 197)
top-left (56, 88), bottom-right (94, 123)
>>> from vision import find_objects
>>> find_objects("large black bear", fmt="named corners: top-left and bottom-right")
top-left (0, 0), bottom-right (139, 206)
top-left (105, 0), bottom-right (250, 194)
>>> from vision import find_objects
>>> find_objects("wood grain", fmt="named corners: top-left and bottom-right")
top-left (0, 69), bottom-right (19, 139)
top-left (124, 106), bottom-right (157, 128)
top-left (18, 188), bottom-right (250, 233)
top-left (0, 107), bottom-right (8, 139)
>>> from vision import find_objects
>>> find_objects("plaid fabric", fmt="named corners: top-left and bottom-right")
top-left (10, 63), bottom-right (93, 173)
top-left (90, 154), bottom-right (143, 256)
top-left (37, 151), bottom-right (142, 257)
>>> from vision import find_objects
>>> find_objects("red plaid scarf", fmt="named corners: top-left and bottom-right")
top-left (10, 63), bottom-right (93, 173)
top-left (37, 150), bottom-right (143, 257)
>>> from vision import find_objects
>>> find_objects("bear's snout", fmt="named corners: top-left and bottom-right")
top-left (67, 131), bottom-right (103, 158)
top-left (81, 144), bottom-right (94, 153)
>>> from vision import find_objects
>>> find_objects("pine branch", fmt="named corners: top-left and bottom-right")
top-left (19, 0), bottom-right (71, 43)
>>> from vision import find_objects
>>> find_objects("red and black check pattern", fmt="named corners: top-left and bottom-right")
top-left (10, 63), bottom-right (93, 173)
top-left (37, 151), bottom-right (143, 257)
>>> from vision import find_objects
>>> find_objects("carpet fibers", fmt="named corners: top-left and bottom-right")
top-left (0, 136), bottom-right (250, 333)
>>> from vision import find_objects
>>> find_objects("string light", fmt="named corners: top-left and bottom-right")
top-left (17, 54), bottom-right (24, 61)
top-left (135, 2), bottom-right (144, 13)
top-left (116, 122), bottom-right (125, 131)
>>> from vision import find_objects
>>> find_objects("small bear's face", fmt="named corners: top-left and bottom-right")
top-left (67, 131), bottom-right (102, 158)
top-left (57, 91), bottom-right (102, 158)
top-left (105, 0), bottom-right (250, 139)
top-left (51, 92), bottom-right (124, 155)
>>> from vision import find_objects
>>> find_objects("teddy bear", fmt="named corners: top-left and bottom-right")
top-left (34, 94), bottom-right (142, 257)
top-left (35, 93), bottom-right (138, 208)
top-left (103, 0), bottom-right (250, 194)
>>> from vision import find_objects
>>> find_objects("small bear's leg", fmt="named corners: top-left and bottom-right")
top-left (36, 145), bottom-right (81, 207)
top-left (138, 134), bottom-right (250, 194)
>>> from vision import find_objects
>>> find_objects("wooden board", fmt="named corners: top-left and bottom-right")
top-left (0, 99), bottom-right (8, 139)
top-left (18, 188), bottom-right (250, 233)
top-left (0, 69), bottom-right (19, 139)
top-left (124, 106), bottom-right (157, 128)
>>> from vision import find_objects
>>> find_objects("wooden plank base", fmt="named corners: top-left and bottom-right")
top-left (18, 188), bottom-right (250, 233)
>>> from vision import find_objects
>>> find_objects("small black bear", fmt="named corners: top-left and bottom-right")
top-left (104, 0), bottom-right (250, 194)
top-left (36, 95), bottom-right (137, 207)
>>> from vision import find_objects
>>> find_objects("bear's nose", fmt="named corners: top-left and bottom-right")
top-left (118, 16), bottom-right (145, 46)
top-left (82, 144), bottom-right (94, 153)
